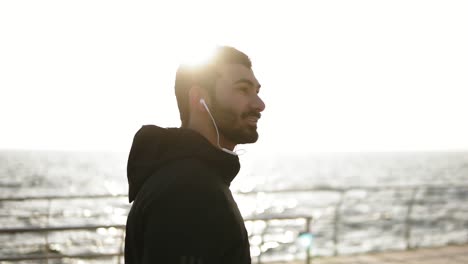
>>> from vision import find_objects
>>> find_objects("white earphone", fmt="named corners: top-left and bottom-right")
top-left (199, 98), bottom-right (208, 109)
top-left (199, 98), bottom-right (238, 156)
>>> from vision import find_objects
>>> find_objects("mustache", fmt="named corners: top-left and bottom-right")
top-left (242, 111), bottom-right (261, 119)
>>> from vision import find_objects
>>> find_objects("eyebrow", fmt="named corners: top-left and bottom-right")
top-left (234, 78), bottom-right (261, 89)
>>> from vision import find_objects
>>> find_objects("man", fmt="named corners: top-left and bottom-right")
top-left (125, 46), bottom-right (265, 264)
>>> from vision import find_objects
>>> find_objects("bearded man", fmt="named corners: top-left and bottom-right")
top-left (125, 46), bottom-right (265, 264)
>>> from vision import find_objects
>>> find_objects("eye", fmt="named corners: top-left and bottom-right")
top-left (238, 86), bottom-right (250, 93)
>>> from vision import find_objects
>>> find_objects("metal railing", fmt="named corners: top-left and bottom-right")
top-left (0, 193), bottom-right (312, 263)
top-left (1, 184), bottom-right (468, 263)
top-left (0, 194), bottom-right (128, 263)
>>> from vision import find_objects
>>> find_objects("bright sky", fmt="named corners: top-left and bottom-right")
top-left (1, 0), bottom-right (467, 153)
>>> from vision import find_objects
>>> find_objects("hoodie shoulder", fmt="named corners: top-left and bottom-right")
top-left (126, 125), bottom-right (240, 203)
top-left (132, 157), bottom-right (221, 212)
top-left (133, 125), bottom-right (169, 142)
top-left (127, 125), bottom-right (173, 202)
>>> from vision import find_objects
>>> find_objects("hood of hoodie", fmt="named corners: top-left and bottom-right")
top-left (127, 125), bottom-right (241, 202)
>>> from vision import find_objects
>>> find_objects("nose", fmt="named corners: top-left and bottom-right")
top-left (252, 94), bottom-right (266, 113)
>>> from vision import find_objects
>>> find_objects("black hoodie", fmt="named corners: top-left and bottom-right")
top-left (125, 125), bottom-right (251, 264)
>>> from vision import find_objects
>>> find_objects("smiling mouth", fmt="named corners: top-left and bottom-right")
top-left (245, 116), bottom-right (259, 125)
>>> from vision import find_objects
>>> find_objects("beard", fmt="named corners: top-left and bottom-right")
top-left (210, 95), bottom-right (260, 144)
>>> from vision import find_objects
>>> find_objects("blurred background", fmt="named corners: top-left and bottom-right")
top-left (1, 0), bottom-right (467, 263)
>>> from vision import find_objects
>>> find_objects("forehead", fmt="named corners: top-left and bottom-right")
top-left (216, 64), bottom-right (260, 87)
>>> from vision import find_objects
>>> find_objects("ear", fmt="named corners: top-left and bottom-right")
top-left (188, 85), bottom-right (206, 112)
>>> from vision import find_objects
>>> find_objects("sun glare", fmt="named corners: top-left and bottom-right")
top-left (176, 44), bottom-right (218, 67)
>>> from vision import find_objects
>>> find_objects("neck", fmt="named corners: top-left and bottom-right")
top-left (187, 119), bottom-right (236, 151)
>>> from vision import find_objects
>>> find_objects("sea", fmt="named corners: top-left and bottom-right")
top-left (1, 149), bottom-right (468, 263)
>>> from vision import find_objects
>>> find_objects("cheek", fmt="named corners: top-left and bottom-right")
top-left (227, 105), bottom-right (244, 120)
top-left (218, 92), bottom-right (245, 115)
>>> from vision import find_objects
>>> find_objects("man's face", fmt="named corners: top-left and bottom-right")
top-left (209, 64), bottom-right (265, 145)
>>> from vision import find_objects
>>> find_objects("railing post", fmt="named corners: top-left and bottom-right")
top-left (305, 217), bottom-right (312, 264)
top-left (118, 229), bottom-right (125, 264)
top-left (405, 187), bottom-right (417, 250)
top-left (333, 191), bottom-right (344, 256)
top-left (45, 198), bottom-right (51, 264)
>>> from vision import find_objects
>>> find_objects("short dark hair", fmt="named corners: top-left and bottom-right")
top-left (174, 46), bottom-right (252, 127)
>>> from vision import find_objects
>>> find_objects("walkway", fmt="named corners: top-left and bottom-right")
top-left (270, 244), bottom-right (468, 264)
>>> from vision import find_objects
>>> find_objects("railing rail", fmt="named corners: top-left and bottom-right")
top-left (0, 224), bottom-right (127, 234)
top-left (0, 193), bottom-right (127, 202)
top-left (2, 183), bottom-right (468, 201)
top-left (0, 214), bottom-right (312, 263)
top-left (1, 252), bottom-right (123, 262)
